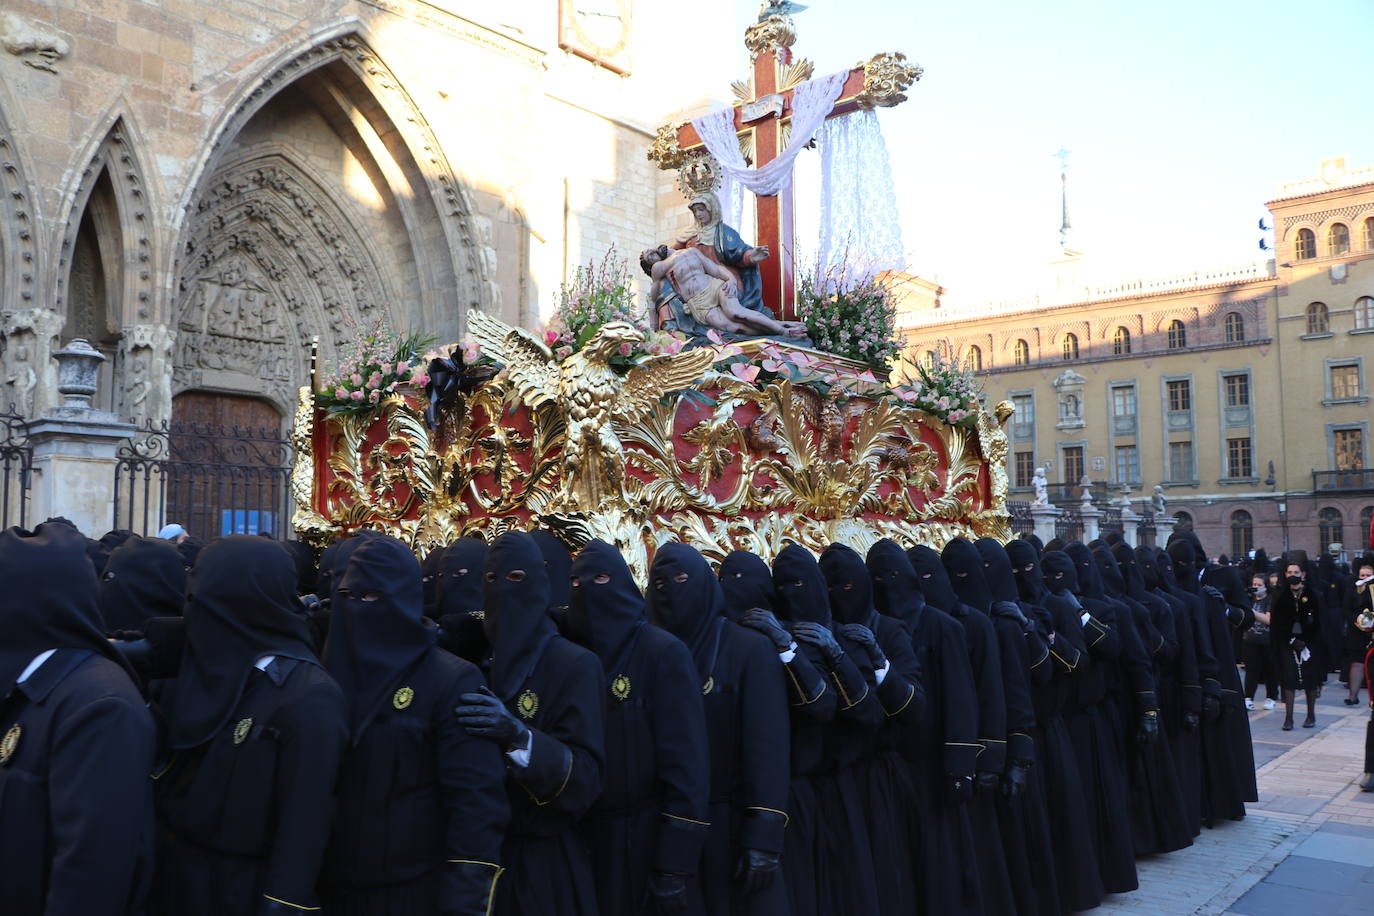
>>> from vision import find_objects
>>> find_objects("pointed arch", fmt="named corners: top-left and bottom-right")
top-left (53, 112), bottom-right (157, 328)
top-left (0, 99), bottom-right (40, 309)
top-left (175, 25), bottom-right (495, 322)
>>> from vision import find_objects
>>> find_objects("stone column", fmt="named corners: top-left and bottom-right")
top-left (1078, 487), bottom-right (1101, 543)
top-left (1155, 514), bottom-right (1179, 549)
top-left (1120, 509), bottom-right (1140, 547)
top-left (1030, 504), bottom-right (1060, 544)
top-left (24, 339), bottom-right (135, 538)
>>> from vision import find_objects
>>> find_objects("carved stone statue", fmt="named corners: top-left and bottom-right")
top-left (1032, 466), bottom-right (1049, 506)
top-left (1152, 484), bottom-right (1166, 514)
top-left (1, 308), bottom-right (64, 417)
top-left (641, 246), bottom-right (806, 340)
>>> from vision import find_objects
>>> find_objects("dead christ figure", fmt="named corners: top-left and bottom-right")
top-left (640, 245), bottom-right (807, 339)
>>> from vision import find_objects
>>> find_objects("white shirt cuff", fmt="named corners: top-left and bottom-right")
top-left (505, 731), bottom-right (532, 768)
top-left (1079, 612), bottom-right (1091, 626)
top-left (779, 642), bottom-right (797, 664)
top-left (875, 660), bottom-right (890, 685)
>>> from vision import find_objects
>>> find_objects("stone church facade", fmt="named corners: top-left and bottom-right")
top-left (0, 0), bottom-right (733, 533)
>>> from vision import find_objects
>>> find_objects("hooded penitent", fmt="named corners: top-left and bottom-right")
top-left (650, 542), bottom-right (729, 683)
top-left (942, 539), bottom-right (993, 613)
top-left (566, 539), bottom-right (645, 678)
top-left (865, 539), bottom-right (926, 633)
top-left (420, 544), bottom-right (447, 616)
top-left (718, 549), bottom-right (778, 620)
top-left (531, 530), bottom-right (574, 614)
top-left (906, 545), bottom-right (961, 614)
top-left (281, 540), bottom-right (318, 598)
top-left (323, 535), bottom-right (435, 744)
top-left (436, 539), bottom-right (487, 617)
top-left (819, 542), bottom-right (879, 628)
top-left (1166, 539), bottom-right (1202, 594)
top-left (166, 535), bottom-right (319, 749)
top-left (974, 538), bottom-right (1022, 606)
top-left (482, 531), bottom-right (558, 703)
top-left (99, 535), bottom-right (188, 632)
top-left (1039, 550), bottom-right (1080, 597)
top-left (772, 544), bottom-right (833, 625)
top-left (0, 521), bottom-right (138, 697)
top-left (1005, 539), bottom-right (1049, 603)
top-left (1064, 543), bottom-right (1107, 601)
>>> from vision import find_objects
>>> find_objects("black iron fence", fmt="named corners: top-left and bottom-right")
top-left (1312, 469), bottom-right (1374, 492)
top-left (1100, 507), bottom-right (1123, 537)
top-left (114, 421), bottom-right (294, 539)
top-left (1136, 511), bottom-right (1157, 548)
top-left (0, 406), bottom-right (32, 528)
top-left (1007, 500), bottom-right (1034, 537)
top-left (1055, 506), bottom-right (1083, 542)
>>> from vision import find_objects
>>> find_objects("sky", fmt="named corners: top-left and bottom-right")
top-left (720, 0), bottom-right (1374, 306)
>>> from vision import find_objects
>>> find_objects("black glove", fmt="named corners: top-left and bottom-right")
top-left (1002, 761), bottom-right (1029, 800)
top-left (1290, 638), bottom-right (1306, 653)
top-left (1202, 695), bottom-right (1221, 724)
top-left (455, 687), bottom-right (529, 748)
top-left (792, 622), bottom-right (844, 664)
top-left (739, 609), bottom-right (794, 653)
top-left (1137, 711), bottom-right (1159, 746)
top-left (647, 872), bottom-right (689, 914)
top-left (1201, 585), bottom-right (1226, 607)
top-left (946, 774), bottom-right (973, 806)
top-left (975, 771), bottom-right (1000, 794)
top-left (1183, 710), bottom-right (1200, 731)
top-left (837, 623), bottom-right (887, 670)
top-left (991, 601), bottom-right (1032, 633)
top-left (1225, 604), bottom-right (1245, 626)
top-left (735, 848), bottom-right (780, 895)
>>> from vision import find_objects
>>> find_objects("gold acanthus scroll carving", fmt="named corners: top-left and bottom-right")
top-left (854, 52), bottom-right (923, 110)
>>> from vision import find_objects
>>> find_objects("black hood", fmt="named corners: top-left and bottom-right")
top-left (99, 535), bottom-right (187, 631)
top-left (280, 540), bottom-right (318, 597)
top-left (316, 540), bottom-right (344, 598)
top-left (568, 539), bottom-right (644, 676)
top-left (168, 535), bottom-right (319, 749)
top-left (1005, 539), bottom-right (1047, 602)
top-left (1131, 545), bottom-right (1162, 592)
top-left (907, 545), bottom-right (959, 613)
top-left (531, 529), bottom-right (573, 611)
top-left (420, 544), bottom-right (447, 616)
top-left (648, 542), bottom-right (726, 682)
top-left (1202, 564), bottom-right (1249, 608)
top-left (819, 542), bottom-right (877, 626)
top-left (942, 538), bottom-right (992, 612)
top-left (0, 522), bottom-right (137, 697)
top-left (865, 539), bottom-right (926, 628)
top-left (87, 528), bottom-right (136, 577)
top-left (772, 544), bottom-right (831, 625)
top-left (1039, 550), bottom-right (1079, 596)
top-left (1166, 538), bottom-right (1201, 593)
top-left (1064, 543), bottom-right (1105, 600)
top-left (436, 538), bottom-right (487, 617)
top-left (322, 532), bottom-right (386, 604)
top-left (973, 538), bottom-right (1020, 604)
top-left (484, 532), bottom-right (558, 702)
top-left (324, 535), bottom-right (435, 743)
top-left (1095, 543), bottom-right (1132, 598)
top-left (718, 549), bottom-right (777, 619)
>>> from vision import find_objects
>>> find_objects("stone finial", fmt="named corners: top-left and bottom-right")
top-left (53, 338), bottom-right (106, 410)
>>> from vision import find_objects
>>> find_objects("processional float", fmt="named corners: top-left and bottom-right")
top-left (292, 5), bottom-right (1013, 578)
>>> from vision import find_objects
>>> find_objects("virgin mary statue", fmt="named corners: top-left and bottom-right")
top-left (673, 192), bottom-right (772, 317)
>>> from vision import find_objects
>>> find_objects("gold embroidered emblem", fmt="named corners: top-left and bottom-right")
top-left (393, 687), bottom-right (414, 710)
top-left (702, 676), bottom-right (715, 696)
top-left (611, 674), bottom-right (631, 701)
top-left (517, 689), bottom-right (539, 720)
top-left (0, 724), bottom-right (21, 764)
top-left (232, 717), bottom-right (253, 745)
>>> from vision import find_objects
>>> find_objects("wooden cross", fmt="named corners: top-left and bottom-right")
top-left (649, 11), bottom-right (919, 321)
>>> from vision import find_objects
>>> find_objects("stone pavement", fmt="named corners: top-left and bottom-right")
top-left (1082, 684), bottom-right (1373, 915)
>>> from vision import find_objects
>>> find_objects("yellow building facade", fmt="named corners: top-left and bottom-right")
top-left (900, 160), bottom-right (1374, 560)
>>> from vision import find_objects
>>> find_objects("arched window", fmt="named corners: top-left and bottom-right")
top-left (1173, 510), bottom-right (1193, 530)
top-left (1013, 339), bottom-right (1030, 366)
top-left (1223, 311), bottom-right (1244, 342)
top-left (1230, 509), bottom-right (1254, 558)
top-left (1306, 302), bottom-right (1330, 334)
top-left (1166, 319), bottom-right (1187, 349)
top-left (1112, 326), bottom-right (1131, 355)
top-left (1295, 227), bottom-right (1316, 260)
top-left (1328, 222), bottom-right (1351, 256)
top-left (1364, 217), bottom-right (1374, 250)
top-left (1355, 296), bottom-right (1374, 331)
top-left (1061, 333), bottom-right (1079, 360)
top-left (923, 349), bottom-right (939, 370)
top-left (966, 345), bottom-right (983, 371)
top-left (1360, 506), bottom-right (1373, 547)
top-left (1318, 507), bottom-right (1344, 552)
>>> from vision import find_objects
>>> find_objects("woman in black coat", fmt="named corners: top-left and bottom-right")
top-left (1270, 560), bottom-right (1323, 730)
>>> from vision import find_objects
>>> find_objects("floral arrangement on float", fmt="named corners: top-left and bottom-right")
top-left (796, 258), bottom-right (903, 370)
top-left (890, 343), bottom-right (983, 430)
top-left (314, 318), bottom-right (435, 417)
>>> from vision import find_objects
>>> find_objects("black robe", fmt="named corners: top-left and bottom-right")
top-left (1201, 565), bottom-right (1259, 805)
top-left (1153, 548), bottom-right (1206, 836)
top-left (321, 535), bottom-right (507, 915)
top-left (480, 533), bottom-right (605, 916)
top-left (1006, 539), bottom-right (1103, 912)
top-left (867, 540), bottom-right (984, 916)
top-left (0, 522), bottom-right (157, 916)
top-left (578, 541), bottom-right (710, 916)
top-left (660, 545), bottom-right (792, 916)
top-left (98, 535), bottom-right (187, 632)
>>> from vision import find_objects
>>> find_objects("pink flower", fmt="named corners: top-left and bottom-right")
top-left (555, 346), bottom-right (573, 361)
top-left (350, 390), bottom-right (365, 401)
top-left (367, 372), bottom-right (383, 389)
top-left (897, 389), bottom-right (919, 402)
top-left (663, 336), bottom-right (685, 355)
top-left (730, 363), bottom-right (760, 383)
top-left (857, 370), bottom-right (879, 384)
top-left (369, 389), bottom-right (381, 403)
top-left (545, 328), bottom-right (560, 346)
top-left (350, 374), bottom-right (363, 386)
top-left (618, 342), bottom-right (634, 357)
top-left (413, 373), bottom-right (430, 387)
top-left (396, 361), bottom-right (408, 375)
top-left (706, 329), bottom-right (725, 345)
top-left (334, 387), bottom-right (349, 399)
top-left (762, 358), bottom-right (785, 373)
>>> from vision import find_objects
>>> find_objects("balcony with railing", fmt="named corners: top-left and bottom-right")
top-left (1312, 469), bottom-right (1374, 492)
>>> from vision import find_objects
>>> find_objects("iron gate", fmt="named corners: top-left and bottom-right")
top-left (114, 420), bottom-right (294, 538)
top-left (1055, 507), bottom-right (1083, 542)
top-left (0, 406), bottom-right (32, 528)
